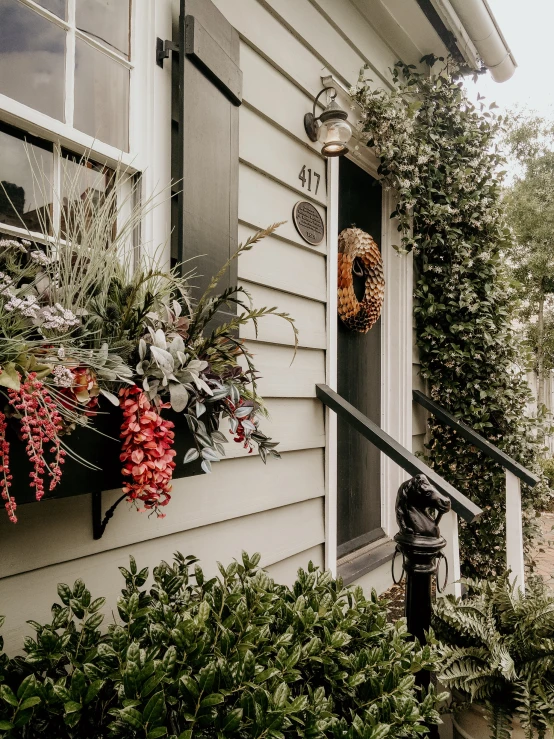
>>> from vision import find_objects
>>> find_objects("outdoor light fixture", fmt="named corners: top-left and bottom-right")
top-left (304, 87), bottom-right (352, 157)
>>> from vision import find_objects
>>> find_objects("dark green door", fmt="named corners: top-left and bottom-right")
top-left (337, 156), bottom-right (383, 558)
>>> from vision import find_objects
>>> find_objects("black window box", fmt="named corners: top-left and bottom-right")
top-left (6, 408), bottom-right (203, 507)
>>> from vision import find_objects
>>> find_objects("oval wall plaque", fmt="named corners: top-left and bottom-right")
top-left (292, 201), bottom-right (325, 246)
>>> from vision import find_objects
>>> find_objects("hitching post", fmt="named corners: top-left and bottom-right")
top-left (392, 474), bottom-right (450, 714)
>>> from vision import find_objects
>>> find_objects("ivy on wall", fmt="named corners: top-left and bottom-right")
top-left (352, 57), bottom-right (550, 578)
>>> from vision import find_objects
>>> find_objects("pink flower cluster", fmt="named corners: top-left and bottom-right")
top-left (119, 386), bottom-right (176, 516)
top-left (0, 412), bottom-right (16, 523)
top-left (8, 374), bottom-right (66, 504)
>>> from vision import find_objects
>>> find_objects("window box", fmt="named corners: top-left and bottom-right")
top-left (7, 407), bottom-right (202, 506)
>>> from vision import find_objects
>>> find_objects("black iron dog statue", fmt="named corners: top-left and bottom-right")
top-left (395, 473), bottom-right (451, 538)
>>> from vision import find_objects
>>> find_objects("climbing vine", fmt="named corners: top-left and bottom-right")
top-left (353, 57), bottom-right (551, 578)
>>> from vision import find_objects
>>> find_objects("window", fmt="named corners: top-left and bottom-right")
top-left (0, 123), bottom-right (54, 232)
top-left (0, 0), bottom-right (131, 151)
top-left (0, 122), bottom-right (114, 240)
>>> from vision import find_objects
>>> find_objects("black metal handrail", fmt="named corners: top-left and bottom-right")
top-left (316, 384), bottom-right (482, 523)
top-left (413, 390), bottom-right (539, 488)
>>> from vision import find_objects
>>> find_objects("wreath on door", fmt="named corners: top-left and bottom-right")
top-left (337, 227), bottom-right (385, 333)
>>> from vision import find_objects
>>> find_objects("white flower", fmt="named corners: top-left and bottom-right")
top-left (36, 304), bottom-right (80, 332)
top-left (4, 294), bottom-right (39, 318)
top-left (52, 365), bottom-right (74, 388)
top-left (0, 238), bottom-right (26, 253)
top-left (30, 250), bottom-right (51, 265)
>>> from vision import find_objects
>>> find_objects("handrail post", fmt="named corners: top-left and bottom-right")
top-left (505, 469), bottom-right (525, 593)
top-left (393, 474), bottom-right (447, 739)
top-left (393, 474), bottom-right (449, 643)
top-left (440, 509), bottom-right (462, 597)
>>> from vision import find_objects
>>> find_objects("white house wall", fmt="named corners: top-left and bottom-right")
top-left (0, 0), bottom-right (423, 653)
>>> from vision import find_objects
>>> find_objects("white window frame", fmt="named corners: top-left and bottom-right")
top-left (0, 0), bottom-right (150, 170)
top-left (0, 0), bottom-right (172, 261)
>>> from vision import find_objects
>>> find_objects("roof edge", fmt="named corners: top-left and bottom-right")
top-left (445, 0), bottom-right (517, 82)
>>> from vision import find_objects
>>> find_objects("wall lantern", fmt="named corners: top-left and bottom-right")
top-left (304, 87), bottom-right (352, 157)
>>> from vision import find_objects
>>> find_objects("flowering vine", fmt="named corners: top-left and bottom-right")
top-left (353, 57), bottom-right (551, 577)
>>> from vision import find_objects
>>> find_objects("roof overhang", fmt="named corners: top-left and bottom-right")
top-left (417, 0), bottom-right (517, 81)
top-left (352, 0), bottom-right (516, 84)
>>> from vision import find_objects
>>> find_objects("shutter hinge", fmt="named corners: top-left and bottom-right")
top-left (156, 38), bottom-right (179, 68)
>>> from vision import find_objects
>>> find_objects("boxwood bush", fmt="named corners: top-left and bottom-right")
top-left (0, 552), bottom-right (444, 738)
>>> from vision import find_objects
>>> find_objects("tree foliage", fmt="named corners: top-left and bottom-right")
top-left (352, 57), bottom-right (551, 578)
top-left (503, 115), bottom-right (554, 403)
top-left (0, 552), bottom-right (445, 738)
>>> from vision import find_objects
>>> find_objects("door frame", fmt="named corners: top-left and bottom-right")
top-left (324, 146), bottom-right (413, 575)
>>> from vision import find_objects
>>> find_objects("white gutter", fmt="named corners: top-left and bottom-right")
top-left (447, 0), bottom-right (517, 82)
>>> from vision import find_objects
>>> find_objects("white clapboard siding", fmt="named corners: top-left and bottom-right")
top-left (224, 397), bottom-right (325, 460)
top-left (261, 0), bottom-right (382, 85)
top-left (239, 281), bottom-right (326, 350)
top-left (350, 0), bottom-right (423, 64)
top-left (240, 106), bottom-right (326, 205)
top-left (243, 342), bottom-right (325, 397)
top-left (238, 224), bottom-right (326, 303)
top-left (239, 165), bottom-right (327, 253)
top-left (0, 497), bottom-right (325, 654)
top-left (266, 544), bottom-right (324, 585)
top-left (308, 0), bottom-right (398, 85)
top-left (241, 43), bottom-right (320, 152)
top-left (212, 0), bottom-right (332, 99)
top-left (0, 449), bottom-right (324, 579)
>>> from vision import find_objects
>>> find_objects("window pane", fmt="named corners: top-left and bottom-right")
top-left (0, 126), bottom-right (54, 233)
top-left (76, 0), bottom-right (130, 57)
top-left (0, 0), bottom-right (65, 121)
top-left (60, 154), bottom-right (113, 239)
top-left (74, 39), bottom-right (129, 151)
top-left (37, 0), bottom-right (66, 19)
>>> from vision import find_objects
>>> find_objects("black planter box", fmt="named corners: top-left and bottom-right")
top-left (7, 408), bottom-right (203, 506)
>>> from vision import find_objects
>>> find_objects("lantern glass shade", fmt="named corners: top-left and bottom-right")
top-left (318, 117), bottom-right (352, 157)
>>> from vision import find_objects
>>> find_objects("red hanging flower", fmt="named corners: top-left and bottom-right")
top-left (7, 373), bottom-right (66, 506)
top-left (119, 386), bottom-right (176, 516)
top-left (0, 411), bottom-right (16, 523)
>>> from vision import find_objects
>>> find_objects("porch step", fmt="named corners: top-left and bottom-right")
top-left (337, 538), bottom-right (396, 586)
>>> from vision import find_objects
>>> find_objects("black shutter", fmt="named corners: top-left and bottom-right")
top-left (178, 0), bottom-right (242, 308)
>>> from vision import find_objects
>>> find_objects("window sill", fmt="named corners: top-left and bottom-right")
top-left (337, 537), bottom-right (396, 586)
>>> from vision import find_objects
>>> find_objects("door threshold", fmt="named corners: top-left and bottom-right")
top-left (337, 537), bottom-right (396, 586)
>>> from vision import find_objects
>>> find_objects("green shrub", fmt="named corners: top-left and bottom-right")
top-left (432, 575), bottom-right (554, 738)
top-left (0, 552), bottom-right (444, 738)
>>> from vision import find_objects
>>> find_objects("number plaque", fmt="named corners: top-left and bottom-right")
top-left (292, 201), bottom-right (325, 246)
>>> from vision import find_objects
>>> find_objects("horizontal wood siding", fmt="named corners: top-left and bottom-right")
top-left (0, 449), bottom-right (325, 579)
top-left (1, 498), bottom-right (325, 650)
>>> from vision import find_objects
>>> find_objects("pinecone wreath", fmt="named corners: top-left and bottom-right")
top-left (337, 227), bottom-right (385, 333)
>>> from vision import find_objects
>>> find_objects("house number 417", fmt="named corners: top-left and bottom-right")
top-left (299, 165), bottom-right (321, 195)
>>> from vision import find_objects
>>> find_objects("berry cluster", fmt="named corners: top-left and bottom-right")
top-left (0, 411), bottom-right (16, 523)
top-left (7, 373), bottom-right (66, 505)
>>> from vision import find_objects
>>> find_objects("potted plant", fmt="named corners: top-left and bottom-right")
top-left (0, 160), bottom-right (296, 523)
top-left (431, 575), bottom-right (554, 739)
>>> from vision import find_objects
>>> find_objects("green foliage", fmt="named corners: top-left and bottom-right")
top-left (503, 114), bottom-right (554, 402)
top-left (352, 57), bottom-right (551, 578)
top-left (539, 457), bottom-right (554, 489)
top-left (0, 552), bottom-right (446, 738)
top-left (432, 575), bottom-right (554, 739)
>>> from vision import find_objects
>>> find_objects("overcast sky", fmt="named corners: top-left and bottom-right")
top-left (467, 0), bottom-right (554, 117)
